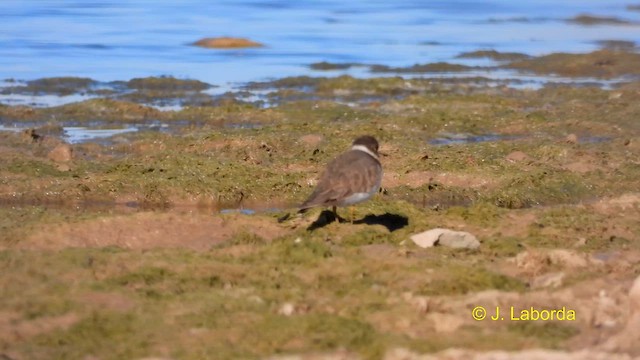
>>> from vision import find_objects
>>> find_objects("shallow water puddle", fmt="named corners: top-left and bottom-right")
top-left (0, 123), bottom-right (178, 144)
top-left (0, 196), bottom-right (289, 218)
top-left (63, 126), bottom-right (138, 144)
top-left (0, 92), bottom-right (97, 107)
top-left (429, 133), bottom-right (523, 145)
top-left (0, 124), bottom-right (138, 144)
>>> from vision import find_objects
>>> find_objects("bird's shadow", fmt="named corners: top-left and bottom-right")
top-left (307, 210), bottom-right (408, 232)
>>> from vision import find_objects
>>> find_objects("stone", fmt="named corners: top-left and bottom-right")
top-left (47, 143), bottom-right (73, 163)
top-left (410, 228), bottom-right (480, 249)
top-left (531, 271), bottom-right (565, 289)
top-left (55, 163), bottom-right (71, 172)
top-left (505, 150), bottom-right (531, 163)
top-left (514, 249), bottom-right (597, 272)
top-left (299, 134), bottom-right (324, 147)
top-left (565, 133), bottom-right (579, 144)
top-left (429, 313), bottom-right (463, 333)
top-left (278, 302), bottom-right (295, 316)
top-left (192, 37), bottom-right (263, 49)
top-left (548, 249), bottom-right (589, 268)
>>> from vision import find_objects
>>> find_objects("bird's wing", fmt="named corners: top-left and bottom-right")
top-left (299, 150), bottom-right (381, 209)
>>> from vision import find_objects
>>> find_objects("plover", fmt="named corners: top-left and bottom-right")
top-left (299, 135), bottom-right (383, 220)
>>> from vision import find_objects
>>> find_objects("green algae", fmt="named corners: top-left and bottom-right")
top-left (418, 264), bottom-right (526, 296)
top-left (445, 202), bottom-right (506, 227)
top-left (32, 311), bottom-right (156, 360)
top-left (488, 169), bottom-right (592, 209)
top-left (509, 322), bottom-right (579, 348)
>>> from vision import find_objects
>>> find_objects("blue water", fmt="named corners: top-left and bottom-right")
top-left (1, 0), bottom-right (639, 87)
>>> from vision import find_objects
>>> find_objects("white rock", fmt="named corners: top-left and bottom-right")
top-left (279, 302), bottom-right (295, 316)
top-left (410, 228), bottom-right (480, 249)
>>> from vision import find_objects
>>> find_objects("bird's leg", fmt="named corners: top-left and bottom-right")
top-left (350, 206), bottom-right (354, 224)
top-left (332, 206), bottom-right (338, 222)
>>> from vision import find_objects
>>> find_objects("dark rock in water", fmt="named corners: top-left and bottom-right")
top-left (371, 62), bottom-right (475, 73)
top-left (310, 61), bottom-right (359, 70)
top-left (127, 76), bottom-right (210, 91)
top-left (567, 14), bottom-right (633, 26)
top-left (595, 40), bottom-right (637, 52)
top-left (192, 37), bottom-right (264, 49)
top-left (456, 50), bottom-right (531, 62)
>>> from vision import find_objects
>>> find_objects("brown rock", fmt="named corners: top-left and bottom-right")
top-left (531, 271), bottom-right (565, 289)
top-left (506, 150), bottom-right (531, 163)
top-left (428, 313), bottom-right (463, 333)
top-left (565, 133), bottom-right (579, 144)
top-left (47, 143), bottom-right (73, 163)
top-left (192, 37), bottom-right (264, 49)
top-left (55, 163), bottom-right (71, 172)
top-left (299, 134), bottom-right (324, 147)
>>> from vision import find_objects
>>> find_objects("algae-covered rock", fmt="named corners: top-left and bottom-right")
top-left (127, 76), bottom-right (210, 91)
top-left (457, 50), bottom-right (531, 61)
top-left (506, 50), bottom-right (640, 78)
top-left (371, 62), bottom-right (475, 73)
top-left (310, 61), bottom-right (359, 70)
top-left (567, 14), bottom-right (634, 25)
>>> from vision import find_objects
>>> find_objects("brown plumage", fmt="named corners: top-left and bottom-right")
top-left (299, 135), bottom-right (382, 211)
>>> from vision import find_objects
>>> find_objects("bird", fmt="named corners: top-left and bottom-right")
top-left (299, 135), bottom-right (383, 222)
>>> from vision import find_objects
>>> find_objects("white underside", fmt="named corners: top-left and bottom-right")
top-left (340, 188), bottom-right (378, 206)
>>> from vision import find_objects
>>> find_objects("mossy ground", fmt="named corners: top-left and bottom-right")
top-left (1, 72), bottom-right (640, 359)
